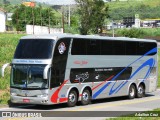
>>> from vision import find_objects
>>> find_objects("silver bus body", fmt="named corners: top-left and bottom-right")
top-left (10, 34), bottom-right (158, 106)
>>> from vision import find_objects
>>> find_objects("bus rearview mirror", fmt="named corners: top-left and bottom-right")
top-left (0, 63), bottom-right (10, 77)
top-left (43, 64), bottom-right (51, 79)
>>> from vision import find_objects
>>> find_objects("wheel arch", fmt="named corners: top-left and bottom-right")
top-left (66, 86), bottom-right (79, 101)
top-left (138, 82), bottom-right (146, 90)
top-left (80, 85), bottom-right (92, 100)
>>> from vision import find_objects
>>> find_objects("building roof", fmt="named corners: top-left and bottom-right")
top-left (0, 8), bottom-right (6, 13)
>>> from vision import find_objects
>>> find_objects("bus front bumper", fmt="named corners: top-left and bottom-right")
top-left (11, 95), bottom-right (52, 105)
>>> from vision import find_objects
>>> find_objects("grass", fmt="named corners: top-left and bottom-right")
top-left (0, 33), bottom-right (24, 105)
top-left (0, 33), bottom-right (24, 90)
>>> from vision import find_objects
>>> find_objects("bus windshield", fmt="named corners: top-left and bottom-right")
top-left (14, 39), bottom-right (54, 59)
top-left (11, 65), bottom-right (48, 89)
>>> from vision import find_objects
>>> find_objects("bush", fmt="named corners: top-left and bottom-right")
top-left (117, 28), bottom-right (146, 38)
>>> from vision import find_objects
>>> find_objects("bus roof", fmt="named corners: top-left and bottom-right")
top-left (21, 33), bottom-right (157, 43)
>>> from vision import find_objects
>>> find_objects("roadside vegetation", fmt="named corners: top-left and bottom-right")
top-left (0, 33), bottom-right (24, 105)
top-left (111, 28), bottom-right (160, 38)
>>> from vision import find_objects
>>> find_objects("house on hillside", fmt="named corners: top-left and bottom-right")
top-left (0, 8), bottom-right (6, 32)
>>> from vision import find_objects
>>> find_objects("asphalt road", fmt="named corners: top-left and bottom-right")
top-left (0, 89), bottom-right (160, 120)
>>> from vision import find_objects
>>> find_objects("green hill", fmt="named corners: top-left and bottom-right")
top-left (108, 0), bottom-right (160, 20)
top-left (0, 0), bottom-right (24, 5)
top-left (108, 0), bottom-right (160, 8)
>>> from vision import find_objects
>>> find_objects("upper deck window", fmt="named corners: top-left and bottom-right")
top-left (71, 38), bottom-right (157, 56)
top-left (14, 39), bottom-right (54, 59)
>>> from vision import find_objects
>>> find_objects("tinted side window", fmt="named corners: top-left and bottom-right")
top-left (126, 41), bottom-right (137, 55)
top-left (101, 40), bottom-right (113, 55)
top-left (113, 41), bottom-right (125, 55)
top-left (70, 67), bottom-right (132, 83)
top-left (86, 40), bottom-right (101, 55)
top-left (71, 39), bottom-right (101, 55)
top-left (71, 39), bottom-right (87, 55)
top-left (71, 38), bottom-right (156, 56)
top-left (137, 42), bottom-right (157, 55)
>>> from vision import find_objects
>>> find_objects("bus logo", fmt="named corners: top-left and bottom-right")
top-left (74, 61), bottom-right (88, 66)
top-left (58, 42), bottom-right (66, 54)
top-left (75, 72), bottom-right (89, 82)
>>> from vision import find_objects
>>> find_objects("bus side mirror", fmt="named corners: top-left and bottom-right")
top-left (0, 63), bottom-right (10, 77)
top-left (43, 64), bottom-right (51, 79)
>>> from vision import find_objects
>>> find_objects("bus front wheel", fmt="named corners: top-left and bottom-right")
top-left (128, 85), bottom-right (136, 99)
top-left (67, 90), bottom-right (78, 107)
top-left (80, 89), bottom-right (91, 105)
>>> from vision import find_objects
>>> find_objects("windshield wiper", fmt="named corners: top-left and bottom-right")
top-left (27, 86), bottom-right (40, 88)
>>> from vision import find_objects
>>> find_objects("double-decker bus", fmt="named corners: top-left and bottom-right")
top-left (5, 34), bottom-right (157, 107)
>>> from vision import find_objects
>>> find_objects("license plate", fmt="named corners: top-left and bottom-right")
top-left (23, 99), bottom-right (30, 103)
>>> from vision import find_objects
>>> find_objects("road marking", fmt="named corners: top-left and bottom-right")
top-left (0, 108), bottom-right (11, 111)
top-left (2, 118), bottom-right (23, 120)
top-left (71, 97), bottom-right (160, 111)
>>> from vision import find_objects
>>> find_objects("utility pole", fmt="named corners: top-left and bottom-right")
top-left (40, 6), bottom-right (42, 26)
top-left (62, 6), bottom-right (65, 33)
top-left (16, 7), bottom-right (19, 34)
top-left (32, 7), bottom-right (34, 34)
top-left (68, 5), bottom-right (70, 27)
top-left (48, 8), bottom-right (51, 34)
top-left (112, 20), bottom-right (115, 37)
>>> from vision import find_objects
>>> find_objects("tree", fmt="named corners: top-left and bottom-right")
top-left (3, 0), bottom-right (10, 5)
top-left (75, 0), bottom-right (109, 35)
top-left (12, 5), bottom-right (56, 31)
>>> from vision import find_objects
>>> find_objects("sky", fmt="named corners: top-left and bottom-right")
top-left (35, 0), bottom-right (76, 5)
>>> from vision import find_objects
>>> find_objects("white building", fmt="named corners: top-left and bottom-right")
top-left (0, 8), bottom-right (6, 32)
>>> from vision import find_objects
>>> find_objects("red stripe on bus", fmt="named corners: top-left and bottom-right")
top-left (92, 75), bottom-right (114, 91)
top-left (51, 80), bottom-right (68, 103)
top-left (59, 98), bottom-right (68, 102)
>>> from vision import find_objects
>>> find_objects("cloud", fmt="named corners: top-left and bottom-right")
top-left (35, 0), bottom-right (76, 5)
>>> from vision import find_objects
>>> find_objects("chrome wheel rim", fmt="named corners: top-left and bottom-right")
top-left (138, 87), bottom-right (143, 94)
top-left (69, 93), bottom-right (76, 103)
top-left (82, 92), bottom-right (89, 101)
top-left (130, 88), bottom-right (134, 97)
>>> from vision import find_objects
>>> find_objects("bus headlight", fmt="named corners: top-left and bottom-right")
top-left (11, 93), bottom-right (17, 96)
top-left (37, 93), bottom-right (48, 98)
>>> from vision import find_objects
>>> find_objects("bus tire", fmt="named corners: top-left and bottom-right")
top-left (136, 84), bottom-right (145, 98)
top-left (67, 90), bottom-right (77, 107)
top-left (81, 89), bottom-right (91, 105)
top-left (128, 84), bottom-right (136, 99)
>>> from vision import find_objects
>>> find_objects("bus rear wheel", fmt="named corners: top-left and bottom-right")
top-left (136, 85), bottom-right (145, 98)
top-left (67, 90), bottom-right (77, 107)
top-left (80, 89), bottom-right (91, 105)
top-left (128, 85), bottom-right (136, 99)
